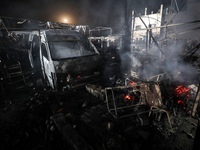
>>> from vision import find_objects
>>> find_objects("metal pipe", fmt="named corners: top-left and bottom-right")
top-left (149, 106), bottom-right (173, 131)
top-left (109, 104), bottom-right (144, 111)
top-left (135, 10), bottom-right (164, 54)
top-left (192, 82), bottom-right (200, 117)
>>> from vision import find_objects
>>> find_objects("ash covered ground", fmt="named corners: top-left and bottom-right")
top-left (0, 44), bottom-right (200, 150)
top-left (0, 86), bottom-right (181, 150)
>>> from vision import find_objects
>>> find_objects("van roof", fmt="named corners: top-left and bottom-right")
top-left (43, 29), bottom-right (88, 41)
top-left (40, 29), bottom-right (83, 36)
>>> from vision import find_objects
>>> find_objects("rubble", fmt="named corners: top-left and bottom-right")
top-left (173, 117), bottom-right (198, 150)
top-left (1, 14), bottom-right (200, 150)
top-left (192, 83), bottom-right (200, 117)
top-left (85, 84), bottom-right (105, 100)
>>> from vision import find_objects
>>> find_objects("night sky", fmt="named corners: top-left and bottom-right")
top-left (0, 0), bottom-right (184, 27)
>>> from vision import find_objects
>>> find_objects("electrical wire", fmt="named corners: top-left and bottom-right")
top-left (166, 0), bottom-right (189, 25)
top-left (0, 19), bottom-right (17, 41)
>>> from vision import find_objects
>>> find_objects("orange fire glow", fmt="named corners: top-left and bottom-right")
top-left (129, 82), bottom-right (136, 85)
top-left (178, 100), bottom-right (185, 105)
top-left (175, 85), bottom-right (190, 95)
top-left (125, 95), bottom-right (131, 100)
top-left (175, 85), bottom-right (190, 107)
top-left (124, 95), bottom-right (135, 102)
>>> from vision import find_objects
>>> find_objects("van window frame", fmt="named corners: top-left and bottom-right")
top-left (41, 43), bottom-right (49, 60)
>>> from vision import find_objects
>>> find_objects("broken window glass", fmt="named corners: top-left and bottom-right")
top-left (41, 43), bottom-right (48, 60)
top-left (49, 40), bottom-right (97, 60)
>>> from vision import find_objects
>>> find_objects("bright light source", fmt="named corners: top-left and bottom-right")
top-left (63, 18), bottom-right (68, 23)
top-left (58, 15), bottom-right (72, 23)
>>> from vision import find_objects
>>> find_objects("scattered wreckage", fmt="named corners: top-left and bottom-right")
top-left (85, 48), bottom-right (200, 149)
top-left (0, 16), bottom-right (200, 150)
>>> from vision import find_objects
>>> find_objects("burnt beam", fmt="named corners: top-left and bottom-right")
top-left (192, 81), bottom-right (200, 117)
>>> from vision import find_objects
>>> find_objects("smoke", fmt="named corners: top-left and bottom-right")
top-left (131, 40), bottom-right (200, 83)
top-left (1, 0), bottom-right (126, 32)
top-left (0, 0), bottom-right (50, 21)
top-left (0, 0), bottom-right (174, 33)
top-left (79, 0), bottom-right (125, 31)
top-left (115, 0), bottom-right (199, 84)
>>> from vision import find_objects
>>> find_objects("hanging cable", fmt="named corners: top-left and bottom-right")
top-left (0, 19), bottom-right (17, 41)
top-left (166, 0), bottom-right (189, 25)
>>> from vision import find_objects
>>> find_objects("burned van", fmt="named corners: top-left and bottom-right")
top-left (28, 29), bottom-right (102, 90)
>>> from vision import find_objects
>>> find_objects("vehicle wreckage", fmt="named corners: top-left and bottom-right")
top-left (0, 16), bottom-right (200, 150)
top-left (0, 16), bottom-right (102, 91)
top-left (28, 29), bottom-right (102, 90)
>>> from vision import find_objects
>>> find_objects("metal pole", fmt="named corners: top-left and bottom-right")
top-left (131, 10), bottom-right (135, 48)
top-left (192, 81), bottom-right (200, 117)
top-left (146, 30), bottom-right (148, 55)
top-left (136, 11), bottom-right (164, 54)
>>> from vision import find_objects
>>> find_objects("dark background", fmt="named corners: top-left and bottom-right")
top-left (0, 0), bottom-right (186, 34)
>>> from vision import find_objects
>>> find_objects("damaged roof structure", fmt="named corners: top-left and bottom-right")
top-left (0, 0), bottom-right (200, 150)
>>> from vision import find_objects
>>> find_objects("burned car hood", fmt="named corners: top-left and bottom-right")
top-left (53, 54), bottom-right (102, 75)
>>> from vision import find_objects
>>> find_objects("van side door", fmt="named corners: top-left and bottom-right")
top-left (41, 42), bottom-right (54, 88)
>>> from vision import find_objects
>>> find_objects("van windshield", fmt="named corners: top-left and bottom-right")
top-left (49, 40), bottom-right (97, 60)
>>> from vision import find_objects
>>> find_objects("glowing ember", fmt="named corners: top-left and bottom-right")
top-left (123, 94), bottom-right (135, 102)
top-left (175, 85), bottom-right (190, 107)
top-left (178, 100), bottom-right (185, 105)
top-left (175, 85), bottom-right (190, 95)
top-left (129, 82), bottom-right (136, 85)
top-left (77, 75), bottom-right (81, 78)
top-left (125, 95), bottom-right (131, 99)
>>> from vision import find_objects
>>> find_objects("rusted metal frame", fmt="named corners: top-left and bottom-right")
top-left (105, 85), bottom-right (147, 118)
top-left (105, 84), bottom-right (147, 118)
top-left (111, 89), bottom-right (118, 118)
top-left (108, 104), bottom-right (164, 120)
top-left (146, 73), bottom-right (165, 81)
top-left (105, 88), bottom-right (118, 118)
top-left (105, 88), bottom-right (111, 114)
top-left (118, 108), bottom-right (159, 119)
top-left (105, 83), bottom-right (163, 119)
top-left (105, 88), bottom-right (120, 118)
top-left (105, 87), bottom-right (127, 118)
top-left (125, 78), bottom-right (138, 86)
top-left (149, 106), bottom-right (173, 131)
top-left (105, 86), bottom-right (169, 121)
top-left (109, 103), bottom-right (143, 111)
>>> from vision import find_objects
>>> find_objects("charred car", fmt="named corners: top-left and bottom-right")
top-left (28, 29), bottom-right (102, 91)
